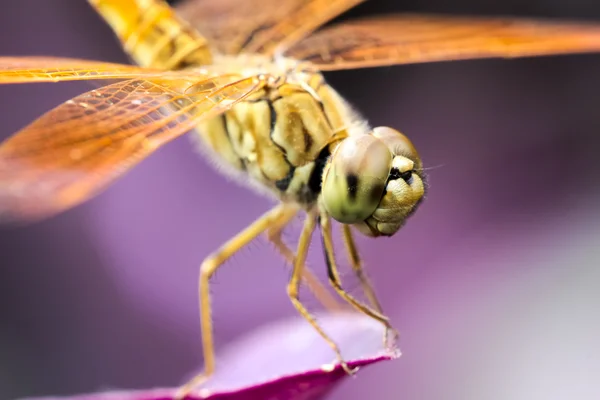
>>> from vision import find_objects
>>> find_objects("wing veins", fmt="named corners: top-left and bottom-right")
top-left (285, 14), bottom-right (600, 70)
top-left (0, 71), bottom-right (266, 221)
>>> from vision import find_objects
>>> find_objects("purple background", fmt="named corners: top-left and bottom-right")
top-left (1, 1), bottom-right (600, 399)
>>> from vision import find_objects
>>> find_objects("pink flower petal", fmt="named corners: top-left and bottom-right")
top-left (21, 313), bottom-right (398, 400)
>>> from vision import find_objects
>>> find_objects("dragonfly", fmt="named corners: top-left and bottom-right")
top-left (2, 0), bottom-right (600, 397)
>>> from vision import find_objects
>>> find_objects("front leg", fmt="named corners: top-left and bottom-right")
top-left (340, 224), bottom-right (385, 314)
top-left (286, 211), bottom-right (356, 376)
top-left (176, 203), bottom-right (288, 399)
top-left (320, 212), bottom-right (399, 351)
top-left (266, 204), bottom-right (345, 312)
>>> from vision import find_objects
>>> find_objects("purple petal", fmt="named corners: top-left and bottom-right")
top-left (21, 313), bottom-right (398, 400)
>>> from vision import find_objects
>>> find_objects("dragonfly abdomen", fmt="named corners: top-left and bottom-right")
top-left (90, 0), bottom-right (212, 69)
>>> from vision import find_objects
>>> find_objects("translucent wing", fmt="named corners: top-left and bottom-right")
top-left (284, 14), bottom-right (600, 70)
top-left (176, 0), bottom-right (364, 56)
top-left (0, 56), bottom-right (169, 84)
top-left (0, 73), bottom-right (264, 221)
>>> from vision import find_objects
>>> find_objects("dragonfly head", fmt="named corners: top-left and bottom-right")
top-left (321, 127), bottom-right (425, 237)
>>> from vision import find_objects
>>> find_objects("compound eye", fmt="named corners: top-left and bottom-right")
top-left (372, 126), bottom-right (422, 169)
top-left (321, 135), bottom-right (392, 224)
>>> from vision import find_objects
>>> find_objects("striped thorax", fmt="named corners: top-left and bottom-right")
top-left (191, 55), bottom-right (345, 204)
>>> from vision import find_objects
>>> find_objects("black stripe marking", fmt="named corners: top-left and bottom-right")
top-left (346, 174), bottom-right (359, 200)
top-left (313, 84), bottom-right (334, 130)
top-left (267, 99), bottom-right (289, 156)
top-left (267, 97), bottom-right (297, 191)
top-left (302, 126), bottom-right (313, 153)
top-left (275, 165), bottom-right (296, 192)
top-left (307, 145), bottom-right (331, 195)
top-left (369, 183), bottom-right (385, 204)
top-left (268, 100), bottom-right (277, 134)
top-left (221, 114), bottom-right (233, 146)
top-left (221, 114), bottom-right (246, 171)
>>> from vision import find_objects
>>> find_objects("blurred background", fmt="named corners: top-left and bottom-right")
top-left (1, 0), bottom-right (599, 399)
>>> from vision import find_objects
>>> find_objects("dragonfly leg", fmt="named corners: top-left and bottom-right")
top-left (175, 203), bottom-right (288, 400)
top-left (266, 204), bottom-right (346, 312)
top-left (286, 212), bottom-right (356, 376)
top-left (340, 224), bottom-right (399, 349)
top-left (320, 213), bottom-right (399, 351)
top-left (340, 224), bottom-right (385, 313)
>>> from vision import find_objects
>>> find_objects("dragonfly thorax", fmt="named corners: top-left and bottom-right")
top-left (191, 66), bottom-right (356, 207)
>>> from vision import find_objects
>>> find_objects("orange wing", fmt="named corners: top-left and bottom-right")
top-left (0, 73), bottom-right (264, 221)
top-left (175, 0), bottom-right (364, 56)
top-left (0, 56), bottom-right (171, 84)
top-left (284, 14), bottom-right (600, 70)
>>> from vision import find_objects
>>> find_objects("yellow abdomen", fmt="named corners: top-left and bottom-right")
top-left (89, 0), bottom-right (211, 69)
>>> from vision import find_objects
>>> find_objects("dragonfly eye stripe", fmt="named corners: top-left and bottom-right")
top-left (346, 174), bottom-right (359, 200)
top-left (370, 183), bottom-right (385, 204)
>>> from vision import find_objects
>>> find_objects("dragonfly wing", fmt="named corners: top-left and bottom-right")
top-left (0, 56), bottom-right (170, 84)
top-left (0, 73), bottom-right (264, 221)
top-left (176, 0), bottom-right (364, 56)
top-left (284, 14), bottom-right (600, 70)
